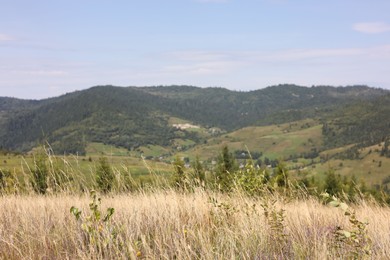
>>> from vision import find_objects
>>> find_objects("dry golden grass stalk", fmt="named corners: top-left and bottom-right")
top-left (0, 189), bottom-right (389, 259)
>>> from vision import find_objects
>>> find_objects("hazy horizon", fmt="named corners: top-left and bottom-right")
top-left (1, 83), bottom-right (387, 101)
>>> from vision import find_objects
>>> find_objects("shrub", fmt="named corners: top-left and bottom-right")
top-left (235, 160), bottom-right (269, 196)
top-left (173, 155), bottom-right (186, 188)
top-left (70, 190), bottom-right (117, 254)
top-left (325, 193), bottom-right (372, 259)
top-left (215, 145), bottom-right (237, 191)
top-left (96, 157), bottom-right (114, 193)
top-left (31, 152), bottom-right (49, 194)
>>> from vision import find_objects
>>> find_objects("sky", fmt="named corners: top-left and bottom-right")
top-left (1, 0), bottom-right (390, 99)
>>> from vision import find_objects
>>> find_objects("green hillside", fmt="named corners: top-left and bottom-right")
top-left (322, 94), bottom-right (390, 149)
top-left (178, 119), bottom-right (321, 161)
top-left (0, 84), bottom-right (388, 156)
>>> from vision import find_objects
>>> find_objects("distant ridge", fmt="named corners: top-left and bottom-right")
top-left (0, 84), bottom-right (388, 154)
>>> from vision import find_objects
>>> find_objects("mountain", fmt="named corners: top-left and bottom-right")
top-left (322, 94), bottom-right (390, 149)
top-left (0, 84), bottom-right (388, 155)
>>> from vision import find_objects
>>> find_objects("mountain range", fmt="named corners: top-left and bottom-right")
top-left (0, 84), bottom-right (389, 156)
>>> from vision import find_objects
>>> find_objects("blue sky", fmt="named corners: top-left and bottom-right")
top-left (1, 0), bottom-right (390, 99)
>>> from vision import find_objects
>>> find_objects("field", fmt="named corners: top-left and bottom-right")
top-left (183, 119), bottom-right (323, 161)
top-left (1, 126), bottom-right (389, 259)
top-left (0, 150), bottom-right (174, 193)
top-left (1, 118), bottom-right (390, 191)
top-left (1, 119), bottom-right (389, 259)
top-left (1, 189), bottom-right (389, 259)
top-left (309, 143), bottom-right (390, 187)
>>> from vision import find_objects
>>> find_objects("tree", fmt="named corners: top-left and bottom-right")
top-left (324, 169), bottom-right (342, 196)
top-left (173, 155), bottom-right (187, 189)
top-left (96, 157), bottom-right (115, 193)
top-left (215, 145), bottom-right (237, 190)
top-left (32, 152), bottom-right (48, 194)
top-left (173, 156), bottom-right (186, 188)
top-left (380, 138), bottom-right (390, 157)
top-left (346, 175), bottom-right (358, 201)
top-left (273, 162), bottom-right (289, 188)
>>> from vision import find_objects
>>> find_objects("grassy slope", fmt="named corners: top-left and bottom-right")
top-left (1, 117), bottom-right (388, 187)
top-left (0, 145), bottom-right (174, 188)
top-left (174, 118), bottom-right (389, 187)
top-left (312, 144), bottom-right (390, 187)
top-left (182, 119), bottom-right (322, 161)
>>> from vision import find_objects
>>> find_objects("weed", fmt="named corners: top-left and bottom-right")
top-left (209, 196), bottom-right (238, 226)
top-left (261, 199), bottom-right (290, 255)
top-left (324, 193), bottom-right (372, 259)
top-left (70, 190), bottom-right (117, 254)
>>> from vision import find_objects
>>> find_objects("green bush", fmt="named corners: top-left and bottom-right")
top-left (96, 157), bottom-right (115, 193)
top-left (235, 160), bottom-right (269, 196)
top-left (31, 152), bottom-right (48, 194)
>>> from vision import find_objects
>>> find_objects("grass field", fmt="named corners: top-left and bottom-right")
top-left (311, 143), bottom-right (390, 187)
top-left (1, 117), bottom-right (389, 192)
top-left (1, 135), bottom-right (389, 259)
top-left (0, 189), bottom-right (388, 259)
top-left (0, 150), bottom-right (175, 193)
top-left (185, 119), bottom-right (323, 161)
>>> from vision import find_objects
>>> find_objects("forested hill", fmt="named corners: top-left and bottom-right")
top-left (0, 84), bottom-right (388, 154)
top-left (139, 85), bottom-right (388, 128)
top-left (322, 93), bottom-right (390, 149)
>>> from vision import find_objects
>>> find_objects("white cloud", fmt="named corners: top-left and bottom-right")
top-left (0, 33), bottom-right (13, 41)
top-left (166, 47), bottom-right (367, 66)
top-left (153, 45), bottom-right (390, 89)
top-left (162, 61), bottom-right (238, 75)
top-left (353, 22), bottom-right (390, 34)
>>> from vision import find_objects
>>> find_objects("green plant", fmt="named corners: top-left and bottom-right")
top-left (173, 155), bottom-right (186, 188)
top-left (273, 162), bottom-right (289, 189)
top-left (261, 199), bottom-right (289, 255)
top-left (209, 196), bottom-right (238, 226)
top-left (324, 193), bottom-right (372, 259)
top-left (215, 145), bottom-right (237, 191)
top-left (235, 160), bottom-right (269, 196)
top-left (192, 155), bottom-right (205, 186)
top-left (324, 169), bottom-right (342, 196)
top-left (96, 157), bottom-right (115, 193)
top-left (31, 151), bottom-right (48, 194)
top-left (70, 190), bottom-right (116, 252)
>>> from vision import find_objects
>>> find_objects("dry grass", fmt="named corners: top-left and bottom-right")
top-left (1, 189), bottom-right (390, 259)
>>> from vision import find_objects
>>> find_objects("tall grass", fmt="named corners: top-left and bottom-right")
top-left (1, 149), bottom-right (389, 258)
top-left (1, 189), bottom-right (389, 259)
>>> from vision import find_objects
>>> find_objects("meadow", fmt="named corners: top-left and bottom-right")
top-left (1, 189), bottom-right (389, 259)
top-left (1, 146), bottom-right (390, 259)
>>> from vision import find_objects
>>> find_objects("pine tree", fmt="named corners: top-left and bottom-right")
top-left (324, 169), bottom-right (342, 196)
top-left (215, 145), bottom-right (237, 190)
top-left (96, 157), bottom-right (114, 193)
top-left (173, 156), bottom-right (186, 188)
